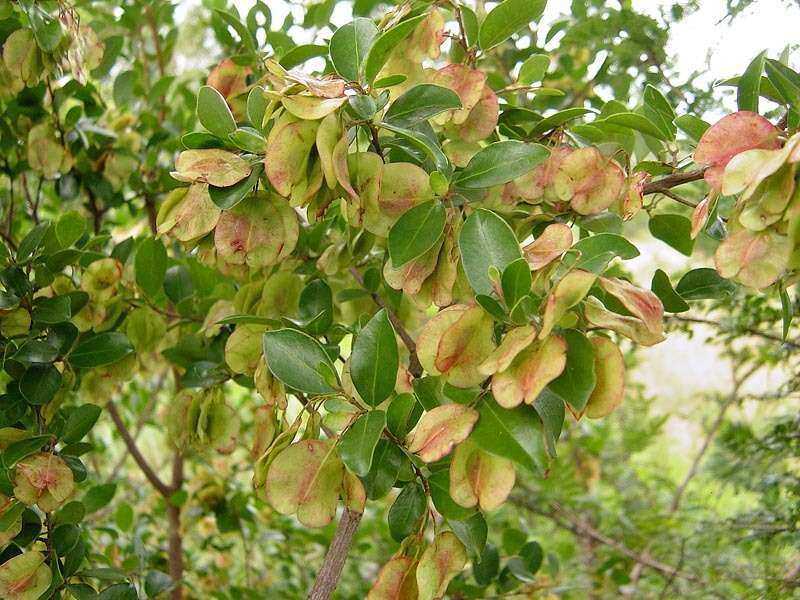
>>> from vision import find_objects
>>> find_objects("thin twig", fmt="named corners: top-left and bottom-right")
top-left (106, 401), bottom-right (173, 498)
top-left (642, 168), bottom-right (706, 195)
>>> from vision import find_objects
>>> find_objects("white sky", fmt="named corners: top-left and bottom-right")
top-left (225, 0), bottom-right (798, 87)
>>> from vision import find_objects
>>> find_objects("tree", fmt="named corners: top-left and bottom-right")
top-left (0, 0), bottom-right (797, 598)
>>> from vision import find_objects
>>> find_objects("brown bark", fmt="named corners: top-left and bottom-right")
top-left (307, 509), bottom-right (363, 600)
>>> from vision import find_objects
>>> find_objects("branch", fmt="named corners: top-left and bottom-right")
top-left (642, 168), bottom-right (706, 195)
top-left (106, 401), bottom-right (173, 498)
top-left (669, 315), bottom-right (800, 350)
top-left (670, 363), bottom-right (758, 511)
top-left (514, 497), bottom-right (702, 583)
top-left (349, 267), bottom-right (423, 377)
top-left (307, 508), bottom-right (363, 600)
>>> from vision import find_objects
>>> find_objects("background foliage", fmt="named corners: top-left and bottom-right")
top-left (0, 1), bottom-right (798, 599)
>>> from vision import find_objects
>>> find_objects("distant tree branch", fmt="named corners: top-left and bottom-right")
top-left (514, 496), bottom-right (702, 583)
top-left (106, 401), bottom-right (173, 498)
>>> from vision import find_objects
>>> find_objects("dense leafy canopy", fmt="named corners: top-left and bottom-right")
top-left (0, 1), bottom-right (798, 599)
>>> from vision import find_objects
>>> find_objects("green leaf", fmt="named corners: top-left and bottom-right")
top-left (384, 84), bottom-right (462, 128)
top-left (364, 15), bottom-right (426, 84)
top-left (675, 268), bottom-right (736, 300)
top-left (473, 543), bottom-right (500, 585)
top-left (262, 329), bottom-right (339, 395)
top-left (63, 405), bottom-right (103, 444)
top-left (134, 238), bottom-right (167, 297)
top-left (17, 221), bottom-right (51, 262)
top-left (53, 523), bottom-right (80, 556)
top-left (387, 481), bottom-right (426, 541)
top-left (83, 483), bottom-right (117, 513)
top-left (2, 435), bottom-right (51, 467)
top-left (350, 310), bottom-right (398, 406)
top-left (280, 44), bottom-right (329, 69)
top-left (479, 0), bottom-right (547, 50)
top-left (70, 333), bottom-right (134, 368)
top-left (32, 295), bottom-right (72, 324)
top-left (362, 439), bottom-right (404, 499)
top-left (428, 469), bottom-right (476, 520)
top-left (455, 141), bottom-right (549, 189)
top-left (388, 200), bottom-right (446, 267)
top-left (532, 388), bottom-right (564, 458)
top-left (450, 512), bottom-right (488, 557)
top-left (228, 127), bottom-right (266, 153)
top-left (338, 410), bottom-right (386, 476)
top-left (651, 269), bottom-right (690, 313)
top-left (329, 18), bottom-right (378, 82)
top-left (738, 51), bottom-right (766, 112)
top-left (459, 209), bottom-right (522, 296)
top-left (674, 114), bottom-right (710, 142)
top-left (518, 54), bottom-right (550, 85)
top-left (209, 163), bottom-right (263, 209)
top-left (13, 340), bottom-right (58, 365)
top-left (55, 212), bottom-right (87, 249)
top-left (529, 107), bottom-right (593, 137)
top-left (20, 364), bottom-right (62, 405)
top-left (472, 396), bottom-right (547, 475)
top-left (501, 258), bottom-right (532, 308)
top-left (572, 233), bottom-right (639, 273)
top-left (299, 279), bottom-right (334, 335)
top-left (602, 112), bottom-right (670, 140)
top-left (648, 214), bottom-right (695, 256)
top-left (19, 0), bottom-right (63, 52)
top-left (386, 393), bottom-right (422, 438)
top-left (548, 330), bottom-right (595, 412)
top-left (764, 59), bottom-right (800, 110)
top-left (213, 8), bottom-right (256, 53)
top-left (197, 85), bottom-right (237, 140)
top-left (0, 501), bottom-right (25, 532)
top-left (379, 122), bottom-right (450, 174)
top-left (144, 571), bottom-right (173, 598)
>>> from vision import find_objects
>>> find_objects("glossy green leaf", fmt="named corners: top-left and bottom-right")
top-left (651, 269), bottom-right (690, 313)
top-left (197, 85), bottom-right (237, 139)
top-left (501, 258), bottom-right (532, 308)
top-left (70, 333), bottom-right (134, 368)
top-left (572, 233), bottom-right (639, 272)
top-left (459, 209), bottom-right (522, 296)
top-left (764, 59), bottom-right (800, 110)
top-left (675, 268), bottom-right (737, 300)
top-left (455, 141), bottom-right (549, 189)
top-left (649, 214), bottom-right (695, 256)
top-left (532, 388), bottom-right (564, 458)
top-left (738, 51), bottom-right (766, 112)
top-left (388, 481), bottom-right (426, 541)
top-left (362, 439), bottom-right (404, 499)
top-left (602, 112), bottom-right (670, 140)
top-left (548, 330), bottom-right (596, 412)
top-left (364, 14), bottom-right (426, 84)
top-left (472, 396), bottom-right (547, 475)
top-left (263, 329), bottom-right (340, 395)
top-left (134, 238), bottom-right (167, 296)
top-left (351, 310), bottom-right (398, 406)
top-left (20, 364), bottom-right (62, 405)
top-left (674, 114), bottom-right (710, 142)
top-left (329, 18), bottom-right (378, 82)
top-left (428, 469), bottom-right (475, 521)
top-left (338, 410), bottom-right (386, 476)
top-left (518, 54), bottom-right (549, 85)
top-left (450, 512), bottom-right (488, 558)
top-left (63, 405), bottom-right (103, 444)
top-left (388, 200), bottom-right (446, 267)
top-left (479, 0), bottom-right (547, 50)
top-left (280, 44), bottom-right (329, 69)
top-left (209, 163), bottom-right (263, 210)
top-left (384, 84), bottom-right (462, 128)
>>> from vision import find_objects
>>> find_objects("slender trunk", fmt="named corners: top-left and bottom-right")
top-left (307, 509), bottom-right (363, 600)
top-left (168, 452), bottom-right (184, 600)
